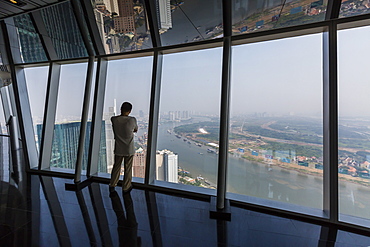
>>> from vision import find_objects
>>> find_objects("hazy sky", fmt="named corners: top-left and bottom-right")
top-left (338, 25), bottom-right (370, 117)
top-left (160, 48), bottom-right (222, 114)
top-left (21, 25), bottom-right (370, 124)
top-left (231, 33), bottom-right (323, 116)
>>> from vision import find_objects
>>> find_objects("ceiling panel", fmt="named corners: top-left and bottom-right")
top-left (0, 0), bottom-right (60, 20)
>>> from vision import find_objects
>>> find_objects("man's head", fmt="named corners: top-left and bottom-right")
top-left (121, 102), bottom-right (132, 115)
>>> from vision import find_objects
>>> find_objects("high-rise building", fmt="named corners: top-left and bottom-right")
top-left (109, 0), bottom-right (120, 16)
top-left (156, 149), bottom-right (178, 183)
top-left (139, 110), bottom-right (144, 118)
top-left (133, 147), bottom-right (146, 178)
top-left (36, 121), bottom-right (107, 172)
top-left (182, 110), bottom-right (189, 119)
top-left (156, 0), bottom-right (172, 33)
top-left (104, 109), bottom-right (115, 173)
top-left (114, 0), bottom-right (136, 34)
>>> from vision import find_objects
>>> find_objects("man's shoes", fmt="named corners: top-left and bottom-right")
top-left (109, 191), bottom-right (118, 198)
top-left (109, 186), bottom-right (116, 193)
top-left (123, 185), bottom-right (133, 194)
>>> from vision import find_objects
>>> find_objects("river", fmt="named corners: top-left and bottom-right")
top-left (154, 118), bottom-right (370, 220)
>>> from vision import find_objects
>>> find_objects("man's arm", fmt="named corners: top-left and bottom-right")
top-left (133, 118), bottom-right (138, 133)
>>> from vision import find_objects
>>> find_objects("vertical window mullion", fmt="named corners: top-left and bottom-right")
top-left (323, 21), bottom-right (339, 222)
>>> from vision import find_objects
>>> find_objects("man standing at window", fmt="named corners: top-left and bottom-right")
top-left (109, 102), bottom-right (138, 193)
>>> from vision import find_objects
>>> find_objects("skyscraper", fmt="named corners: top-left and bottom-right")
top-left (36, 121), bottom-right (107, 172)
top-left (104, 101), bottom-right (117, 173)
top-left (114, 0), bottom-right (136, 34)
top-left (133, 147), bottom-right (146, 178)
top-left (156, 149), bottom-right (178, 183)
top-left (157, 0), bottom-right (172, 33)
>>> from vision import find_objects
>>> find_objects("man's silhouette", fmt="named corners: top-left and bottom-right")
top-left (109, 102), bottom-right (138, 193)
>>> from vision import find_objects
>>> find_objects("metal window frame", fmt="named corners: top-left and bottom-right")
top-left (74, 56), bottom-right (95, 183)
top-left (87, 57), bottom-right (108, 176)
top-left (1, 18), bottom-right (38, 169)
top-left (29, 11), bottom-right (58, 61)
top-left (38, 61), bottom-right (61, 170)
top-left (70, 0), bottom-right (95, 57)
top-left (78, 0), bottom-right (106, 56)
top-left (145, 50), bottom-right (163, 184)
top-left (144, 0), bottom-right (162, 48)
top-left (216, 0), bottom-right (232, 210)
top-left (323, 22), bottom-right (339, 222)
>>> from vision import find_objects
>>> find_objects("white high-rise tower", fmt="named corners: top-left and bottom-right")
top-left (156, 149), bottom-right (178, 183)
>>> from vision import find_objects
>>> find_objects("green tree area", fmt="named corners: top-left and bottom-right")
top-left (178, 171), bottom-right (201, 186)
top-left (244, 125), bottom-right (323, 145)
top-left (179, 177), bottom-right (201, 187)
top-left (339, 138), bottom-right (370, 150)
top-left (260, 141), bottom-right (323, 158)
top-left (269, 118), bottom-right (322, 136)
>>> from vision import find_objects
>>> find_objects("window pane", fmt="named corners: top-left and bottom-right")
top-left (338, 26), bottom-right (370, 221)
top-left (40, 2), bottom-right (88, 59)
top-left (14, 14), bottom-right (48, 63)
top-left (91, 0), bottom-right (152, 53)
top-left (229, 34), bottom-right (323, 209)
top-left (47, 63), bottom-right (88, 170)
top-left (232, 0), bottom-right (327, 35)
top-left (158, 0), bottom-right (223, 46)
top-left (24, 66), bottom-right (49, 153)
top-left (100, 56), bottom-right (153, 177)
top-left (339, 0), bottom-right (370, 18)
top-left (156, 48), bottom-right (222, 189)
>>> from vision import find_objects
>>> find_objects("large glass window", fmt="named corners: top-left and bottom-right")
top-left (24, 66), bottom-right (49, 152)
top-left (47, 63), bottom-right (88, 171)
top-left (157, 0), bottom-right (223, 46)
top-left (338, 25), bottom-right (370, 221)
top-left (228, 33), bottom-right (323, 209)
top-left (156, 48), bottom-right (222, 189)
top-left (232, 0), bottom-right (327, 35)
top-left (100, 56), bottom-right (153, 176)
top-left (91, 0), bottom-right (152, 53)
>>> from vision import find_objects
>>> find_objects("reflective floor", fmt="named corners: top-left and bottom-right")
top-left (1, 176), bottom-right (370, 247)
top-left (0, 139), bottom-right (370, 246)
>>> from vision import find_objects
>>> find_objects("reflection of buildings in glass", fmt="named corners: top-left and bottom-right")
top-left (96, 0), bottom-right (119, 15)
top-left (157, 0), bottom-right (172, 33)
top-left (94, 9), bottom-right (111, 54)
top-left (114, 0), bottom-right (136, 34)
top-left (39, 2), bottom-right (88, 59)
top-left (36, 121), bottom-right (107, 172)
top-left (156, 149), bottom-right (178, 183)
top-left (13, 15), bottom-right (47, 63)
top-left (107, 35), bottom-right (121, 54)
top-left (133, 147), bottom-right (145, 178)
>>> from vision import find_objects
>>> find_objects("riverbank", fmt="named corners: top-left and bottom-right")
top-left (174, 128), bottom-right (370, 188)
